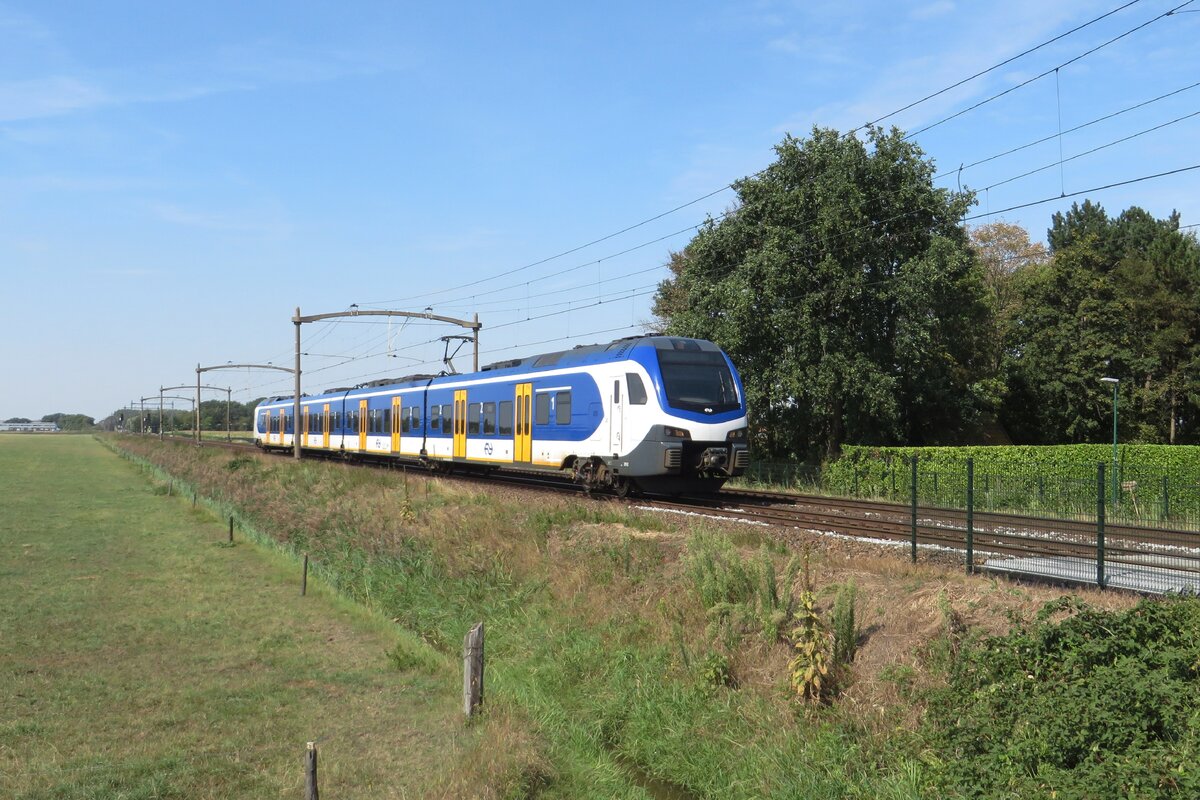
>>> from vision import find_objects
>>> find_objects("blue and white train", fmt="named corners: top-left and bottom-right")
top-left (255, 335), bottom-right (749, 495)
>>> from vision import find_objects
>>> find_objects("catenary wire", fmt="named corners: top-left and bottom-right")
top-left (359, 2), bottom-right (1167, 311)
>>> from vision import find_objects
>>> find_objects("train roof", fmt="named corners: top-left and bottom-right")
top-left (478, 333), bottom-right (720, 372)
top-left (259, 335), bottom-right (725, 407)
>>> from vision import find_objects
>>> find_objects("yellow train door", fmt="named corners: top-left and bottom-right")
top-left (322, 404), bottom-right (330, 448)
top-left (358, 399), bottom-right (368, 451)
top-left (515, 382), bottom-right (532, 462)
top-left (302, 406), bottom-right (309, 448)
top-left (391, 396), bottom-right (401, 453)
top-left (453, 390), bottom-right (467, 459)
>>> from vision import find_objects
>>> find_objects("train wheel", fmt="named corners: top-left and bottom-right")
top-left (613, 477), bottom-right (636, 498)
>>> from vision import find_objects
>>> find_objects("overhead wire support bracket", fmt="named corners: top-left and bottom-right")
top-left (291, 308), bottom-right (481, 460)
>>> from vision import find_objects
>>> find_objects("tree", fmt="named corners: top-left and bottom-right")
top-left (969, 221), bottom-right (1047, 333)
top-left (653, 127), bottom-right (993, 461)
top-left (41, 413), bottom-right (95, 431)
top-left (1001, 202), bottom-right (1200, 444)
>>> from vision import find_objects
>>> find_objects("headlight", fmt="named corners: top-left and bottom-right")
top-left (663, 426), bottom-right (691, 440)
top-left (726, 427), bottom-right (748, 442)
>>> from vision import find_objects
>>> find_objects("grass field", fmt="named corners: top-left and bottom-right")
top-left (0, 436), bottom-right (501, 799)
top-left (22, 435), bottom-right (1175, 798)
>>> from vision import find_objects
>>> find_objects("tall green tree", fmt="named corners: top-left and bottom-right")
top-left (653, 127), bottom-right (993, 461)
top-left (1001, 202), bottom-right (1200, 444)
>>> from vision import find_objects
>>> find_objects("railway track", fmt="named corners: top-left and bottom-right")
top-left (150, 436), bottom-right (1200, 579)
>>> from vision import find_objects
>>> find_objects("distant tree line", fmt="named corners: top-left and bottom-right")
top-left (653, 126), bottom-right (1200, 461)
top-left (4, 414), bottom-right (95, 430)
top-left (97, 400), bottom-right (260, 433)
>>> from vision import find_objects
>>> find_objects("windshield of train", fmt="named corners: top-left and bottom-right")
top-left (656, 349), bottom-right (740, 413)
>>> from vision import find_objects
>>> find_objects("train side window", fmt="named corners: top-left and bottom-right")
top-left (483, 402), bottom-right (496, 435)
top-left (468, 403), bottom-right (481, 435)
top-left (499, 400), bottom-right (513, 435)
top-left (430, 406), bottom-right (440, 431)
top-left (441, 404), bottom-right (452, 429)
top-left (383, 409), bottom-right (391, 435)
top-left (535, 393), bottom-right (550, 426)
top-left (401, 407), bottom-right (411, 433)
top-left (412, 405), bottom-right (421, 430)
top-left (627, 373), bottom-right (648, 405)
top-left (556, 391), bottom-right (571, 424)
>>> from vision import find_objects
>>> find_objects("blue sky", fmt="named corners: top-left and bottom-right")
top-left (2, 0), bottom-right (1198, 421)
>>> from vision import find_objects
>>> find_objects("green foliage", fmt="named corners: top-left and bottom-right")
top-left (831, 580), bottom-right (858, 667)
top-left (696, 651), bottom-right (734, 689)
top-left (924, 596), bottom-right (1200, 798)
top-left (654, 126), bottom-right (989, 460)
top-left (824, 443), bottom-right (1200, 521)
top-left (40, 412), bottom-right (95, 430)
top-left (685, 532), bottom-right (799, 644)
top-left (1004, 201), bottom-right (1200, 446)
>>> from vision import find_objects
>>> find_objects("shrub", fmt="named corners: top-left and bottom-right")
top-left (924, 596), bottom-right (1200, 798)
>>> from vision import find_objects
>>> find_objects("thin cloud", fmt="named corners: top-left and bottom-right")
top-left (0, 76), bottom-right (110, 122)
top-left (150, 202), bottom-right (293, 238)
top-left (911, 2), bottom-right (956, 21)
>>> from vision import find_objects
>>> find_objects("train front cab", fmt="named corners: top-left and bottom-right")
top-left (620, 339), bottom-right (749, 493)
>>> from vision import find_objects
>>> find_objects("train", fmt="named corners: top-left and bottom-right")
top-left (254, 334), bottom-right (749, 495)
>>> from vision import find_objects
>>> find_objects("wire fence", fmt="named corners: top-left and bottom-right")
top-left (736, 458), bottom-right (1200, 594)
top-left (738, 459), bottom-right (1200, 531)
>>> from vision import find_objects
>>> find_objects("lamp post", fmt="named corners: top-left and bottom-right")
top-left (1100, 377), bottom-right (1119, 512)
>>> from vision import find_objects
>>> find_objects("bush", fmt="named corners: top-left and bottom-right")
top-left (924, 596), bottom-right (1200, 798)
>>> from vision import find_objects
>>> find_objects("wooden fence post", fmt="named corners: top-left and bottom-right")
top-left (301, 553), bottom-right (309, 597)
top-left (463, 622), bottom-right (485, 718)
top-left (305, 741), bottom-right (319, 800)
top-left (228, 516), bottom-right (234, 543)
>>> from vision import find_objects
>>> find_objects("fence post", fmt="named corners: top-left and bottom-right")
top-left (1097, 463), bottom-right (1106, 590)
top-left (966, 458), bottom-right (974, 574)
top-left (910, 455), bottom-right (918, 564)
top-left (301, 553), bottom-right (309, 597)
top-left (463, 622), bottom-right (485, 718)
top-left (305, 741), bottom-right (319, 800)
top-left (228, 516), bottom-right (234, 543)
